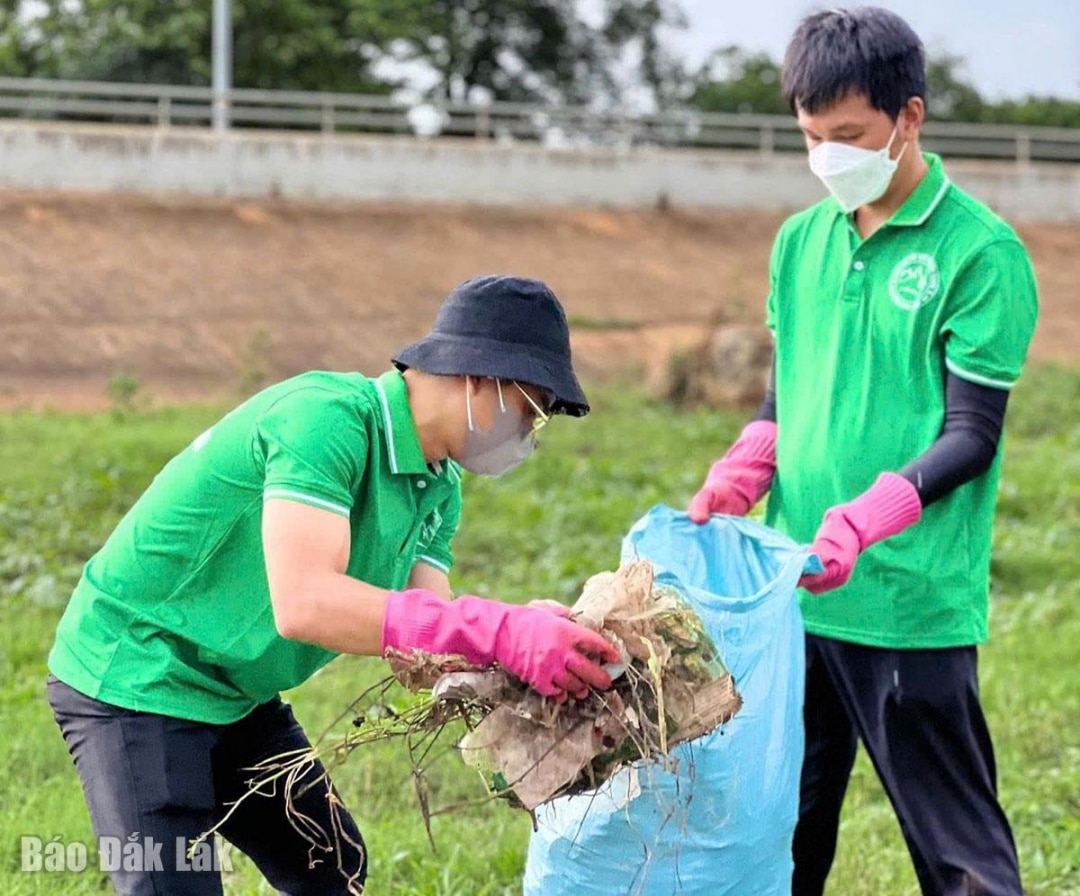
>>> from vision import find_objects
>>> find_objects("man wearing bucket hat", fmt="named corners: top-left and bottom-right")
top-left (47, 274), bottom-right (618, 896)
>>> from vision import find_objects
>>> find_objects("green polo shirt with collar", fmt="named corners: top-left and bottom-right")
top-left (764, 153), bottom-right (1037, 648)
top-left (48, 369), bottom-right (463, 723)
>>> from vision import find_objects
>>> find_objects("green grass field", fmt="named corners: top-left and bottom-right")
top-left (1, 365), bottom-right (1077, 895)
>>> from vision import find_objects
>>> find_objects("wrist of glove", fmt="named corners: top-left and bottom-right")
top-left (688, 420), bottom-right (778, 523)
top-left (799, 473), bottom-right (922, 594)
top-left (381, 590), bottom-right (619, 701)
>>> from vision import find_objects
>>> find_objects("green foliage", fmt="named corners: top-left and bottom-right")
top-left (0, 4), bottom-right (44, 77)
top-left (926, 53), bottom-right (986, 122)
top-left (105, 371), bottom-right (141, 414)
top-left (4, 1), bottom-right (1077, 123)
top-left (3, 0), bottom-right (394, 91)
top-left (0, 365), bottom-right (1077, 894)
top-left (601, 0), bottom-right (689, 108)
top-left (0, 407), bottom-right (222, 609)
top-left (1, 0), bottom-right (687, 105)
top-left (688, 46), bottom-right (1080, 128)
top-left (383, 0), bottom-right (606, 104)
top-left (376, 0), bottom-right (687, 105)
top-left (980, 97), bottom-right (1080, 130)
top-left (927, 54), bottom-right (1080, 128)
top-left (689, 45), bottom-right (789, 115)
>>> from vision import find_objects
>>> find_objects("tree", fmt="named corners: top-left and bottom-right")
top-left (925, 53), bottom-right (985, 122)
top-left (686, 45), bottom-right (1080, 129)
top-left (600, 0), bottom-right (689, 108)
top-left (5, 0), bottom-right (397, 92)
top-left (1, 0), bottom-right (689, 108)
top-left (372, 0), bottom-right (688, 106)
top-left (0, 2), bottom-right (62, 77)
top-left (687, 46), bottom-right (788, 116)
top-left (981, 96), bottom-right (1080, 129)
top-left (925, 55), bottom-right (1080, 127)
top-left (6, 3), bottom-right (1072, 128)
top-left (370, 0), bottom-right (601, 105)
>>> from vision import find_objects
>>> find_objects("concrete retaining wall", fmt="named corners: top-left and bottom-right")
top-left (1, 121), bottom-right (1078, 222)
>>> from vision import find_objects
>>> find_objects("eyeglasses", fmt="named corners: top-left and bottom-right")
top-left (513, 381), bottom-right (552, 435)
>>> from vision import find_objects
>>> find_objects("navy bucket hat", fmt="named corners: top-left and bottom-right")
top-left (393, 275), bottom-right (590, 416)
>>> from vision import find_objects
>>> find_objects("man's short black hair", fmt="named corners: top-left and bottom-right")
top-left (782, 6), bottom-right (926, 119)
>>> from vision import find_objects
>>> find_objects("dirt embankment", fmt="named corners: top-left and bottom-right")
top-left (1, 192), bottom-right (1075, 409)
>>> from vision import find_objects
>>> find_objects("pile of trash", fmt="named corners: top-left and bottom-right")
top-left (386, 560), bottom-right (743, 811)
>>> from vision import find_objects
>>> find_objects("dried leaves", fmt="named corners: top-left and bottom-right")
top-left (396, 560), bottom-right (743, 810)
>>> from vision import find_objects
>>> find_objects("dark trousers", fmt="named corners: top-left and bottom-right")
top-left (792, 635), bottom-right (1022, 896)
top-left (47, 676), bottom-right (367, 896)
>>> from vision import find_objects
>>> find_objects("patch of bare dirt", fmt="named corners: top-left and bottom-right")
top-left (0, 191), bottom-right (1075, 410)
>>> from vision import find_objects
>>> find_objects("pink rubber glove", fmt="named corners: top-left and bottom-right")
top-left (382, 590), bottom-right (620, 700)
top-left (688, 420), bottom-right (778, 523)
top-left (799, 473), bottom-right (922, 594)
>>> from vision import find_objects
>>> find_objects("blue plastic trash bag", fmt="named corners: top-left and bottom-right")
top-left (523, 504), bottom-right (819, 896)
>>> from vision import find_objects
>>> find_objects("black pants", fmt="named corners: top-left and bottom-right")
top-left (792, 635), bottom-right (1021, 896)
top-left (47, 676), bottom-right (367, 896)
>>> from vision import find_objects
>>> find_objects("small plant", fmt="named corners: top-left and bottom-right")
top-left (105, 372), bottom-right (140, 414)
top-left (566, 315), bottom-right (639, 330)
top-left (664, 346), bottom-right (698, 408)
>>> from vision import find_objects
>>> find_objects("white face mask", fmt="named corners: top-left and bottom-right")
top-left (808, 126), bottom-right (908, 213)
top-left (458, 378), bottom-right (536, 477)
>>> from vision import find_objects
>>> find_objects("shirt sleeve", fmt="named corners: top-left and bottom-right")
top-left (254, 389), bottom-right (367, 518)
top-left (938, 238), bottom-right (1038, 390)
top-left (764, 220), bottom-right (792, 332)
top-left (414, 473), bottom-right (463, 574)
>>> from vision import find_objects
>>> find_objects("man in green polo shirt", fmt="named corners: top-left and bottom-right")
top-left (47, 275), bottom-right (619, 896)
top-left (687, 8), bottom-right (1036, 895)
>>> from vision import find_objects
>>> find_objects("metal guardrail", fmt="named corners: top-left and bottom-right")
top-left (0, 76), bottom-right (1078, 164)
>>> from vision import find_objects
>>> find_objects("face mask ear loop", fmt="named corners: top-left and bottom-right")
top-left (894, 136), bottom-right (909, 165)
top-left (886, 122), bottom-right (911, 164)
top-left (465, 376), bottom-right (476, 432)
top-left (496, 378), bottom-right (506, 413)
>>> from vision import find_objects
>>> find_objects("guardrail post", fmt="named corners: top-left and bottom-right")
top-left (1016, 132), bottom-right (1031, 167)
top-left (156, 96), bottom-right (171, 128)
top-left (211, 0), bottom-right (232, 130)
top-left (321, 98), bottom-right (335, 134)
top-left (475, 107), bottom-right (490, 140)
top-left (760, 125), bottom-right (775, 157)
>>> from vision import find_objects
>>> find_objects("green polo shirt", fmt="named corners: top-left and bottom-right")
top-left (49, 370), bottom-right (463, 723)
top-left (764, 153), bottom-right (1037, 648)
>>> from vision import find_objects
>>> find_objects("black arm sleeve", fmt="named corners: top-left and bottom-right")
top-left (752, 354), bottom-right (777, 423)
top-left (899, 373), bottom-right (1009, 506)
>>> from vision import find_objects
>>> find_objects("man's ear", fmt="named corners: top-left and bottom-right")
top-left (900, 96), bottom-right (925, 141)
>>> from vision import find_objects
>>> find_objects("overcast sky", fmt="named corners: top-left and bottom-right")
top-left (671, 0), bottom-right (1079, 101)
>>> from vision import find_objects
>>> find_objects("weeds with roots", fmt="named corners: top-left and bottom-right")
top-left (191, 562), bottom-right (742, 892)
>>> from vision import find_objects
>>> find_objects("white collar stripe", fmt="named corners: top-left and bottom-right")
top-left (374, 379), bottom-right (399, 474)
top-left (945, 358), bottom-right (1016, 391)
top-left (912, 177), bottom-right (951, 225)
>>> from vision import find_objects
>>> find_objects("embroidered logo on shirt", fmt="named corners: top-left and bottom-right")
top-left (888, 253), bottom-right (941, 311)
top-left (418, 508), bottom-right (443, 549)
